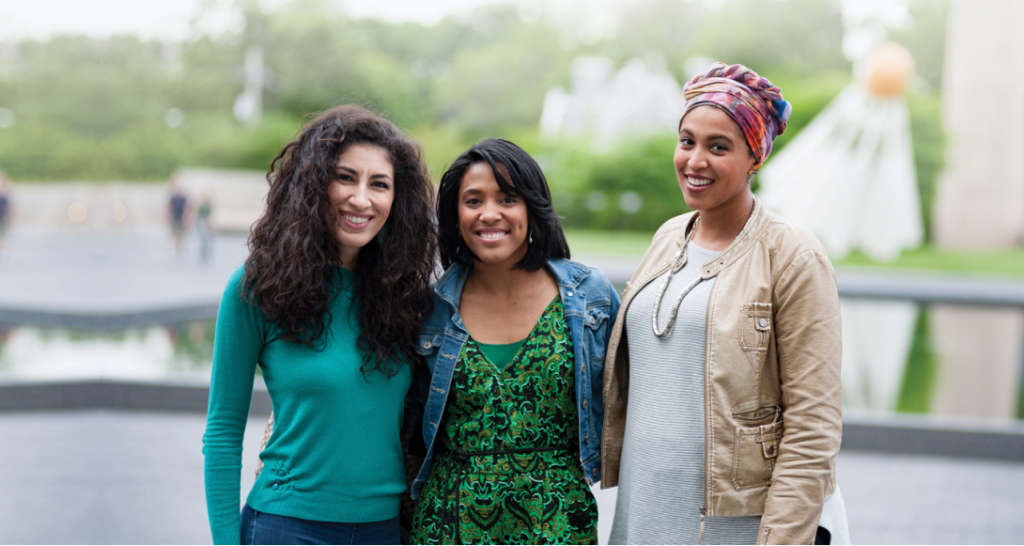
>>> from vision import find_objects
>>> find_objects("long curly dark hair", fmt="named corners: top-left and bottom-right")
top-left (244, 105), bottom-right (436, 376)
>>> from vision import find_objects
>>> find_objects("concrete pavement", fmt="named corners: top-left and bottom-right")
top-left (1, 410), bottom-right (1022, 544)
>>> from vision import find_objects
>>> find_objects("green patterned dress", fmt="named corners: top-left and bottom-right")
top-left (411, 296), bottom-right (598, 545)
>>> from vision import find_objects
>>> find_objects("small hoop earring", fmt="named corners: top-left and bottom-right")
top-left (529, 230), bottom-right (534, 244)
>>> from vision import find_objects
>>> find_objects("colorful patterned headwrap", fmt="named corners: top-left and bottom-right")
top-left (682, 62), bottom-right (791, 173)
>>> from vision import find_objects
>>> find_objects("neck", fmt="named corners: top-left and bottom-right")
top-left (339, 247), bottom-right (359, 271)
top-left (692, 191), bottom-right (754, 251)
top-left (467, 259), bottom-right (547, 300)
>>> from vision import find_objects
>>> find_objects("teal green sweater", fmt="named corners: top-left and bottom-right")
top-left (203, 266), bottom-right (411, 545)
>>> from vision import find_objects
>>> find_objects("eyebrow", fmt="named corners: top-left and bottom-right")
top-left (461, 186), bottom-right (517, 198)
top-left (680, 128), bottom-right (736, 144)
top-left (336, 165), bottom-right (392, 180)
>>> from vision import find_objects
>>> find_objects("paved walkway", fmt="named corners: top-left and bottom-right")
top-left (0, 231), bottom-right (249, 318)
top-left (1, 410), bottom-right (1022, 545)
top-left (2, 231), bottom-right (1022, 325)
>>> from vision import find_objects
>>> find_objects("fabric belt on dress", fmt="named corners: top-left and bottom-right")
top-left (441, 444), bottom-right (577, 545)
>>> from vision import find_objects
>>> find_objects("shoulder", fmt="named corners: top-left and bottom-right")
top-left (217, 264), bottom-right (267, 327)
top-left (549, 258), bottom-right (609, 287)
top-left (568, 260), bottom-right (614, 293)
top-left (654, 212), bottom-right (694, 242)
top-left (421, 268), bottom-right (461, 332)
top-left (223, 264), bottom-right (249, 299)
top-left (757, 208), bottom-right (834, 275)
top-left (631, 212), bottom-right (695, 278)
top-left (759, 209), bottom-right (829, 256)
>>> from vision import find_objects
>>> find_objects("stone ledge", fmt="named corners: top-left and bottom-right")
top-left (842, 414), bottom-right (1024, 462)
top-left (1, 381), bottom-right (1021, 461)
top-left (0, 303), bottom-right (221, 330)
top-left (0, 380), bottom-right (271, 415)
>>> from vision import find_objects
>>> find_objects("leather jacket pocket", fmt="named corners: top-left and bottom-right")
top-left (731, 413), bottom-right (783, 490)
top-left (740, 303), bottom-right (773, 351)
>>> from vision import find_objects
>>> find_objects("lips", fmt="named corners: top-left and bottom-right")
top-left (686, 175), bottom-right (714, 187)
top-left (476, 229), bottom-right (509, 241)
top-left (340, 211), bottom-right (373, 229)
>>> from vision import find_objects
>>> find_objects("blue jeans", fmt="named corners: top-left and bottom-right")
top-left (240, 504), bottom-right (400, 545)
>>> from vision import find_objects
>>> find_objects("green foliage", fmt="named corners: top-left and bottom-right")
top-left (613, 0), bottom-right (848, 83)
top-left (546, 134), bottom-right (689, 231)
top-left (907, 93), bottom-right (945, 241)
top-left (896, 308), bottom-right (937, 414)
top-left (0, 0), bottom-right (950, 217)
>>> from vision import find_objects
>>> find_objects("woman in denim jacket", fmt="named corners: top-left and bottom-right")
top-left (409, 139), bottom-right (619, 545)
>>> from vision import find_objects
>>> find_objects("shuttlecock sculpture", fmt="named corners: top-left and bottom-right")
top-left (758, 43), bottom-right (923, 262)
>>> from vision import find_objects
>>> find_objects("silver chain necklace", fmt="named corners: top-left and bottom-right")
top-left (652, 217), bottom-right (711, 338)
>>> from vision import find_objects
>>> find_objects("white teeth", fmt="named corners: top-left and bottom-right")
top-left (687, 176), bottom-right (714, 186)
top-left (343, 214), bottom-right (369, 224)
top-left (479, 232), bottom-right (506, 240)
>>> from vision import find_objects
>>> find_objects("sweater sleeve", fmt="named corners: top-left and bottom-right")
top-left (203, 267), bottom-right (265, 545)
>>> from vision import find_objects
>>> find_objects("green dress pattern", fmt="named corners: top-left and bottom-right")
top-left (411, 296), bottom-right (598, 545)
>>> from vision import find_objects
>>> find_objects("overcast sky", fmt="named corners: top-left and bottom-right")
top-left (0, 0), bottom-right (885, 45)
top-left (0, 0), bottom-right (513, 41)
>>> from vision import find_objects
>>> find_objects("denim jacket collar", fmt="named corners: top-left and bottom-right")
top-left (433, 258), bottom-right (591, 315)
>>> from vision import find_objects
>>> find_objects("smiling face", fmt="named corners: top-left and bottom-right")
top-left (327, 143), bottom-right (395, 267)
top-left (674, 105), bottom-right (757, 215)
top-left (457, 161), bottom-right (530, 268)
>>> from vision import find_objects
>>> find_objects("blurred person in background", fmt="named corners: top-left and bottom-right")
top-left (600, 63), bottom-right (848, 545)
top-left (196, 190), bottom-right (215, 265)
top-left (409, 139), bottom-right (619, 545)
top-left (169, 174), bottom-right (189, 255)
top-left (203, 105), bottom-right (436, 545)
top-left (0, 172), bottom-right (9, 252)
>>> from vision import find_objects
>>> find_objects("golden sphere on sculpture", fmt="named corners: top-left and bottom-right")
top-left (863, 42), bottom-right (916, 98)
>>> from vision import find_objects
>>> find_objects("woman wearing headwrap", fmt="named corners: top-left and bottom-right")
top-left (600, 63), bottom-right (849, 545)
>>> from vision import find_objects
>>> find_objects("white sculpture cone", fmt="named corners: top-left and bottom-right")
top-left (758, 84), bottom-right (923, 262)
top-left (839, 299), bottom-right (919, 412)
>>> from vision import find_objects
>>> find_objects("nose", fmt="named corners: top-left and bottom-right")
top-left (479, 200), bottom-right (501, 222)
top-left (688, 145), bottom-right (710, 170)
top-left (348, 182), bottom-right (371, 209)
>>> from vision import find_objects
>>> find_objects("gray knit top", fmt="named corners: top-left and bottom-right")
top-left (609, 241), bottom-right (849, 545)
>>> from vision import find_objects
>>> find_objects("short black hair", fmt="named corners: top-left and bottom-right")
top-left (437, 138), bottom-right (570, 271)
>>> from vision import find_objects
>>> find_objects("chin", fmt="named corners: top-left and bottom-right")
top-left (337, 232), bottom-right (375, 251)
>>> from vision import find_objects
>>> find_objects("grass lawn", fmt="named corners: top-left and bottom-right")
top-left (565, 229), bottom-right (1024, 278)
top-left (564, 229), bottom-right (654, 256)
top-left (834, 247), bottom-right (1024, 277)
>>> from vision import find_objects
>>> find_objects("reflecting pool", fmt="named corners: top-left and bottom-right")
top-left (1, 299), bottom-right (1022, 423)
top-left (0, 320), bottom-right (215, 382)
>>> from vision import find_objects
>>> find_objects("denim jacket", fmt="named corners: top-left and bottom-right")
top-left (410, 258), bottom-right (620, 499)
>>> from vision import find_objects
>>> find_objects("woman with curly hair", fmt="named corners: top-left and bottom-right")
top-left (203, 105), bottom-right (436, 545)
top-left (601, 63), bottom-right (849, 545)
top-left (408, 139), bottom-right (619, 545)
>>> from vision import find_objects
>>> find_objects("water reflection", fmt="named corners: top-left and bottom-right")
top-left (0, 300), bottom-right (1022, 422)
top-left (840, 301), bottom-right (1024, 422)
top-left (0, 319), bottom-right (215, 382)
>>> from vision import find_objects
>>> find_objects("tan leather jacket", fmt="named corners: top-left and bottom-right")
top-left (601, 198), bottom-right (842, 545)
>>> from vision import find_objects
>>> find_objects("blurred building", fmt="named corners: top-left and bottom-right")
top-left (539, 56), bottom-right (686, 151)
top-left (934, 0), bottom-right (1024, 249)
top-left (4, 169), bottom-right (266, 233)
